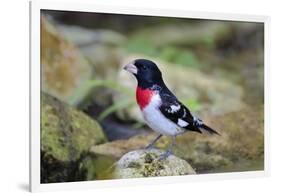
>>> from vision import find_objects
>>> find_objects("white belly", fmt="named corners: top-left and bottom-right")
top-left (141, 94), bottom-right (185, 136)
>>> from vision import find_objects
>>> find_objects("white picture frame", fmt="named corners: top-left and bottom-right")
top-left (30, 0), bottom-right (270, 192)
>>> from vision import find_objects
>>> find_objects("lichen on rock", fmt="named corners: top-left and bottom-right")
top-left (114, 149), bottom-right (196, 179)
top-left (41, 92), bottom-right (107, 161)
top-left (41, 92), bottom-right (107, 182)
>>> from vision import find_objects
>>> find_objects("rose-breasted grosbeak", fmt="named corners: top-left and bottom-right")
top-left (124, 59), bottom-right (219, 159)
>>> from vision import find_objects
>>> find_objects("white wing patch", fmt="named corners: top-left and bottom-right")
top-left (168, 104), bottom-right (181, 113)
top-left (193, 116), bottom-right (203, 126)
top-left (177, 118), bottom-right (189, 127)
top-left (183, 108), bottom-right (186, 117)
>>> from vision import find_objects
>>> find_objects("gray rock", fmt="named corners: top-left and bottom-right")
top-left (57, 25), bottom-right (126, 46)
top-left (56, 25), bottom-right (126, 80)
top-left (114, 149), bottom-right (196, 178)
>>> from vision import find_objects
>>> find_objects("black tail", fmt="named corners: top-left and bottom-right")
top-left (200, 124), bottom-right (220, 135)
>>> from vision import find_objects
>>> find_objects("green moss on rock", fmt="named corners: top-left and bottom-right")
top-left (41, 92), bottom-right (107, 161)
top-left (41, 92), bottom-right (107, 183)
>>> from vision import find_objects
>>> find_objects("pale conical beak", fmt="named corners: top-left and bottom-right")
top-left (123, 62), bottom-right (138, 74)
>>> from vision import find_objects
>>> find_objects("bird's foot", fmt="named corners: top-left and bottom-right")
top-left (158, 150), bottom-right (172, 160)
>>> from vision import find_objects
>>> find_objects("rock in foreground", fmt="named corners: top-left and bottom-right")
top-left (41, 92), bottom-right (107, 183)
top-left (114, 149), bottom-right (196, 179)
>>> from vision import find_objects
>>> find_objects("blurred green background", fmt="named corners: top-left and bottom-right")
top-left (40, 10), bottom-right (264, 183)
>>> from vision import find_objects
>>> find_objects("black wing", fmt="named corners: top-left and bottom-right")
top-left (158, 89), bottom-right (220, 135)
top-left (158, 92), bottom-right (202, 133)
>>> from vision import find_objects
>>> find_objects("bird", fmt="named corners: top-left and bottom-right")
top-left (124, 59), bottom-right (220, 159)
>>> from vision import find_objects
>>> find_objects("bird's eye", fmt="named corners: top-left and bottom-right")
top-left (142, 65), bottom-right (147, 70)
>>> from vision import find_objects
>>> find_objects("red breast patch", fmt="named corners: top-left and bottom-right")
top-left (136, 87), bottom-right (155, 110)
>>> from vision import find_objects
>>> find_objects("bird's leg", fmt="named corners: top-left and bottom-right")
top-left (159, 136), bottom-right (176, 160)
top-left (145, 134), bottom-right (163, 149)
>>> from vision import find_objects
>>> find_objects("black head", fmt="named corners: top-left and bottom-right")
top-left (124, 59), bottom-right (164, 88)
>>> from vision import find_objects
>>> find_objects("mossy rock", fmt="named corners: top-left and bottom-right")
top-left (41, 92), bottom-right (107, 161)
top-left (41, 92), bottom-right (107, 182)
top-left (114, 149), bottom-right (196, 178)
